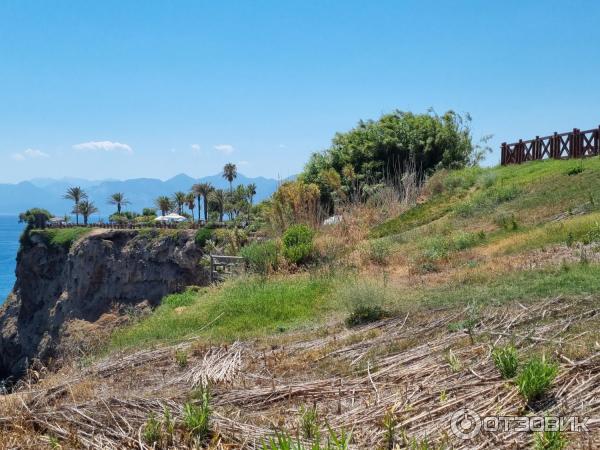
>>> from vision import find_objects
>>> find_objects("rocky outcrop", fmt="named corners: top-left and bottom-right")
top-left (0, 229), bottom-right (209, 380)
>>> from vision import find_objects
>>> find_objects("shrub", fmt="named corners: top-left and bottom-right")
top-left (282, 224), bottom-right (315, 265)
top-left (533, 428), bottom-right (567, 450)
top-left (492, 345), bottom-right (519, 378)
top-left (369, 238), bottom-right (392, 265)
top-left (517, 355), bottom-right (558, 402)
top-left (346, 305), bottom-right (387, 327)
top-left (240, 240), bottom-right (280, 275)
top-left (195, 228), bottom-right (213, 248)
top-left (341, 281), bottom-right (389, 327)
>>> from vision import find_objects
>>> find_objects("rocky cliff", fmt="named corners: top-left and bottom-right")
top-left (0, 229), bottom-right (208, 380)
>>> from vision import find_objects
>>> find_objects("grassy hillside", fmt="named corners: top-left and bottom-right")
top-left (5, 158), bottom-right (599, 449)
top-left (107, 158), bottom-right (600, 353)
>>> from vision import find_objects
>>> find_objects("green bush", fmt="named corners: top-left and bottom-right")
top-left (240, 240), bottom-right (280, 275)
top-left (340, 281), bottom-right (389, 327)
top-left (195, 228), bottom-right (213, 248)
top-left (369, 238), bottom-right (392, 265)
top-left (282, 224), bottom-right (315, 265)
top-left (492, 345), bottom-right (519, 379)
top-left (346, 305), bottom-right (387, 327)
top-left (517, 355), bottom-right (558, 402)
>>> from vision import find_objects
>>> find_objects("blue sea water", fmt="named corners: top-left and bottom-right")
top-left (0, 216), bottom-right (23, 304)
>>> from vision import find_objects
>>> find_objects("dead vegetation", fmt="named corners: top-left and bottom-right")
top-left (1, 296), bottom-right (598, 449)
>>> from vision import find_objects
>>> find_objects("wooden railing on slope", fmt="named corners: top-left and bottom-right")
top-left (501, 126), bottom-right (600, 165)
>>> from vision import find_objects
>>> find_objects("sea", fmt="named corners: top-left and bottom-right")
top-left (0, 216), bottom-right (23, 304)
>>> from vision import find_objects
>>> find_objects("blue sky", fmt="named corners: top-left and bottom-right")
top-left (1, 0), bottom-right (599, 183)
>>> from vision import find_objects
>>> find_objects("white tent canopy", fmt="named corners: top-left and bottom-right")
top-left (154, 213), bottom-right (187, 223)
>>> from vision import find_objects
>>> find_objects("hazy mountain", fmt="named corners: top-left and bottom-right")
top-left (0, 173), bottom-right (287, 217)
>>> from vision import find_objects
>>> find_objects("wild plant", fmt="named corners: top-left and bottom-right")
top-left (492, 345), bottom-right (519, 379)
top-left (299, 404), bottom-right (319, 439)
top-left (517, 355), bottom-right (558, 402)
top-left (175, 349), bottom-right (188, 368)
top-left (183, 386), bottom-right (211, 442)
top-left (446, 350), bottom-right (462, 373)
top-left (142, 412), bottom-right (162, 446)
top-left (533, 428), bottom-right (567, 450)
top-left (381, 407), bottom-right (398, 449)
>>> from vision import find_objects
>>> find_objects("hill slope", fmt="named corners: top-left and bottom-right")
top-left (1, 158), bottom-right (599, 449)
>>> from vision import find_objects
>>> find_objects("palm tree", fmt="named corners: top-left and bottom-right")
top-left (155, 196), bottom-right (173, 216)
top-left (185, 192), bottom-right (196, 223)
top-left (246, 183), bottom-right (256, 218)
top-left (76, 200), bottom-right (98, 226)
top-left (209, 189), bottom-right (225, 222)
top-left (192, 182), bottom-right (213, 223)
top-left (173, 191), bottom-right (187, 215)
top-left (63, 187), bottom-right (87, 225)
top-left (222, 163), bottom-right (237, 193)
top-left (108, 192), bottom-right (130, 214)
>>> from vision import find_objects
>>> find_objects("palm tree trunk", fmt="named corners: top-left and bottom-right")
top-left (75, 201), bottom-right (79, 225)
top-left (203, 195), bottom-right (209, 222)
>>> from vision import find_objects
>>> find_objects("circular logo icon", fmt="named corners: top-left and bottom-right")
top-left (451, 408), bottom-right (482, 440)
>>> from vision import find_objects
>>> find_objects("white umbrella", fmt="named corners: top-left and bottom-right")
top-left (164, 213), bottom-right (187, 222)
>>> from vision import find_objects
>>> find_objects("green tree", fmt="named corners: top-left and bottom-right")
top-left (247, 183), bottom-right (257, 208)
top-left (155, 196), bottom-right (173, 216)
top-left (108, 192), bottom-right (130, 214)
top-left (19, 208), bottom-right (52, 229)
top-left (173, 191), bottom-right (187, 215)
top-left (63, 187), bottom-right (87, 225)
top-left (303, 110), bottom-right (479, 207)
top-left (186, 192), bottom-right (196, 223)
top-left (192, 182), bottom-right (213, 223)
top-left (209, 189), bottom-right (225, 222)
top-left (76, 200), bottom-right (99, 226)
top-left (222, 163), bottom-right (237, 193)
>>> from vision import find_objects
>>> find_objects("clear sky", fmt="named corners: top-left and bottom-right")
top-left (1, 0), bottom-right (599, 183)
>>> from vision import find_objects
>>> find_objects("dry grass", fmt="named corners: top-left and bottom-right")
top-left (1, 296), bottom-right (599, 449)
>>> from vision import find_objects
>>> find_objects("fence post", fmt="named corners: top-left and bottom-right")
top-left (551, 132), bottom-right (558, 159)
top-left (501, 143), bottom-right (507, 165)
top-left (597, 126), bottom-right (600, 156)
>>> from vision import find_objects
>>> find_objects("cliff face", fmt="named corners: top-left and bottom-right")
top-left (0, 229), bottom-right (208, 379)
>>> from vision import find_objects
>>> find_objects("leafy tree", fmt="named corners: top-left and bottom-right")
top-left (173, 191), bottom-right (187, 215)
top-left (222, 163), bottom-right (237, 192)
top-left (192, 182), bottom-right (213, 223)
top-left (108, 192), bottom-right (130, 214)
top-left (155, 196), bottom-right (173, 216)
top-left (63, 187), bottom-right (87, 225)
top-left (186, 192), bottom-right (196, 223)
top-left (303, 110), bottom-right (480, 207)
top-left (76, 200), bottom-right (99, 226)
top-left (208, 189), bottom-right (225, 222)
top-left (19, 208), bottom-right (52, 229)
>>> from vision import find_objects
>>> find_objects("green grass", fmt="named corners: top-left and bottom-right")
top-left (107, 260), bottom-right (600, 353)
top-left (500, 212), bottom-right (600, 254)
top-left (108, 274), bottom-right (336, 350)
top-left (29, 227), bottom-right (91, 250)
top-left (517, 355), bottom-right (558, 402)
top-left (375, 158), bottom-right (600, 241)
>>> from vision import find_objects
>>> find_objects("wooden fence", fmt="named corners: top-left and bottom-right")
top-left (501, 126), bottom-right (600, 165)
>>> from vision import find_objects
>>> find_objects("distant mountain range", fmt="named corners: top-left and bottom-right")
top-left (0, 173), bottom-right (291, 217)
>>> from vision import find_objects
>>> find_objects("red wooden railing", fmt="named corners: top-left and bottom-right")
top-left (501, 126), bottom-right (600, 165)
